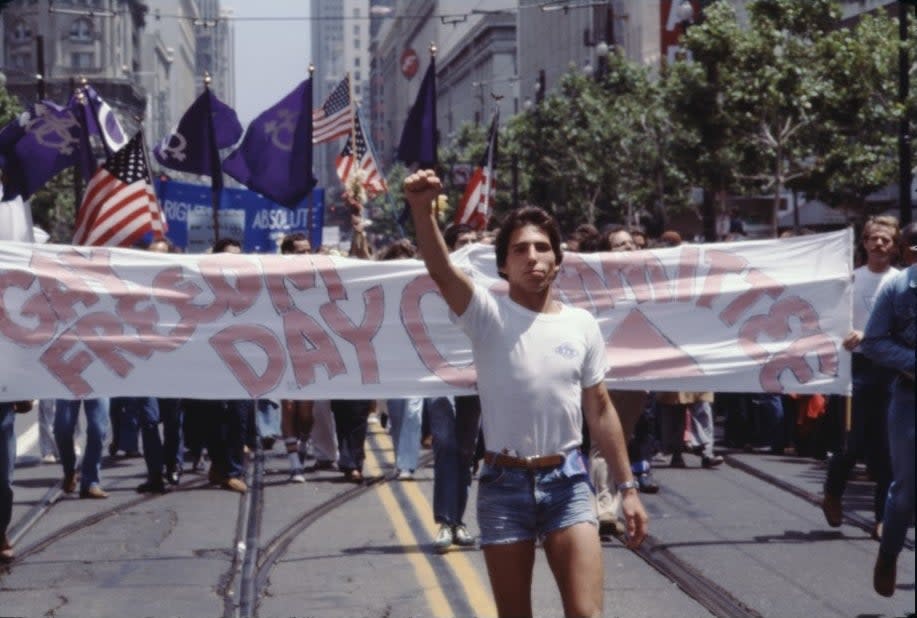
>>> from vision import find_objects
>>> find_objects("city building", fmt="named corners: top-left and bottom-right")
top-left (194, 0), bottom-right (234, 106)
top-left (1, 0), bottom-right (148, 130)
top-left (310, 0), bottom-right (371, 193)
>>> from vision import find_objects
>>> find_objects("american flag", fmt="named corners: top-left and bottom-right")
top-left (454, 110), bottom-right (499, 231)
top-left (72, 131), bottom-right (166, 247)
top-left (312, 75), bottom-right (353, 144)
top-left (335, 110), bottom-right (387, 199)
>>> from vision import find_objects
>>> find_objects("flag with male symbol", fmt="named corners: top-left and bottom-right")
top-left (153, 89), bottom-right (242, 190)
top-left (223, 78), bottom-right (316, 207)
top-left (0, 100), bottom-right (83, 200)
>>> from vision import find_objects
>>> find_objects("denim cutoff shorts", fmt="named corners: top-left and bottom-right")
top-left (476, 450), bottom-right (598, 546)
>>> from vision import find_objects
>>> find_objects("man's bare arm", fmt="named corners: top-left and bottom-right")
top-left (403, 169), bottom-right (473, 316)
top-left (582, 382), bottom-right (648, 548)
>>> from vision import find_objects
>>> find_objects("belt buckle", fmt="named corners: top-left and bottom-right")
top-left (523, 455), bottom-right (537, 469)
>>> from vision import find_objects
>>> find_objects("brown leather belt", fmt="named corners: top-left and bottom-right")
top-left (484, 451), bottom-right (565, 470)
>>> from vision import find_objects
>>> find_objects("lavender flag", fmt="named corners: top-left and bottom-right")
top-left (0, 101), bottom-right (83, 200)
top-left (223, 79), bottom-right (315, 207)
top-left (154, 90), bottom-right (242, 185)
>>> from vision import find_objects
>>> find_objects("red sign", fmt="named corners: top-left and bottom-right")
top-left (400, 48), bottom-right (419, 79)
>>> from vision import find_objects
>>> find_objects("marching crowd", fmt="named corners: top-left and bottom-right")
top-left (1, 189), bottom-right (914, 613)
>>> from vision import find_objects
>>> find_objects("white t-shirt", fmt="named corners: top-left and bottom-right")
top-left (853, 265), bottom-right (899, 337)
top-left (455, 284), bottom-right (608, 457)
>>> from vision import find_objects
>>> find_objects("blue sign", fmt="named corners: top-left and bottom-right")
top-left (154, 179), bottom-right (325, 254)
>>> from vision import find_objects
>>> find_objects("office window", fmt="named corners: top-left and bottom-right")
top-left (354, 57), bottom-right (361, 67)
top-left (354, 70), bottom-right (361, 81)
top-left (354, 38), bottom-right (361, 50)
top-left (353, 8), bottom-right (360, 17)
top-left (70, 18), bottom-right (93, 42)
top-left (10, 52), bottom-right (31, 69)
top-left (354, 25), bottom-right (360, 36)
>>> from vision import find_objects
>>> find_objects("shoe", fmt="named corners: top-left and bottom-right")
top-left (871, 521), bottom-right (883, 542)
top-left (344, 469), bottom-right (363, 483)
top-left (290, 469), bottom-right (306, 483)
top-left (191, 454), bottom-right (204, 473)
top-left (701, 455), bottom-right (724, 468)
top-left (421, 435), bottom-right (433, 450)
top-left (367, 413), bottom-right (380, 424)
top-left (41, 453), bottom-right (58, 464)
top-left (821, 494), bottom-right (843, 527)
top-left (261, 437), bottom-right (276, 451)
top-left (313, 460), bottom-right (335, 471)
top-left (108, 443), bottom-right (118, 457)
top-left (453, 525), bottom-right (475, 547)
top-left (63, 471), bottom-right (79, 494)
top-left (79, 485), bottom-right (109, 499)
top-left (0, 535), bottom-right (13, 563)
top-left (396, 469), bottom-right (414, 481)
top-left (222, 477), bottom-right (247, 493)
top-left (136, 479), bottom-right (170, 494)
top-left (165, 466), bottom-right (181, 486)
top-left (637, 471), bottom-right (660, 494)
top-left (124, 451), bottom-right (142, 459)
top-left (873, 550), bottom-right (897, 597)
top-left (670, 453), bottom-right (687, 468)
top-left (433, 524), bottom-right (453, 553)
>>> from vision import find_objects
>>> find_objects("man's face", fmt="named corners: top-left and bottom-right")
top-left (291, 239), bottom-right (311, 255)
top-left (863, 223), bottom-right (896, 267)
top-left (609, 230), bottom-right (636, 252)
top-left (222, 245), bottom-right (242, 255)
top-left (500, 224), bottom-right (558, 293)
top-left (452, 232), bottom-right (476, 251)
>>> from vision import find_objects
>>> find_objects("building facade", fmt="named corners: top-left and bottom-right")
top-left (310, 0), bottom-right (371, 193)
top-left (2, 0), bottom-right (148, 124)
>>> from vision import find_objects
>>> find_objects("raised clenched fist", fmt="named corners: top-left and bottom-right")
top-left (403, 169), bottom-right (443, 215)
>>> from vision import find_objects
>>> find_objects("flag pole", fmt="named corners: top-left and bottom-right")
top-left (72, 77), bottom-right (86, 212)
top-left (307, 62), bottom-right (315, 248)
top-left (428, 42), bottom-right (439, 221)
top-left (203, 72), bottom-right (221, 244)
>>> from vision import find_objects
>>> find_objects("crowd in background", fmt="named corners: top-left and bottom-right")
top-left (2, 212), bottom-right (914, 586)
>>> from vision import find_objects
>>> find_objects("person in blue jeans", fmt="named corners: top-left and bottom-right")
top-left (1, 400), bottom-right (31, 562)
top-left (111, 397), bottom-right (169, 494)
top-left (427, 395), bottom-right (480, 551)
top-left (54, 398), bottom-right (110, 499)
top-left (861, 222), bottom-right (916, 598)
top-left (386, 398), bottom-right (423, 479)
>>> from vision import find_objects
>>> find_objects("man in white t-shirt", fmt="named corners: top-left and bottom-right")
top-left (822, 216), bottom-right (900, 538)
top-left (405, 169), bottom-right (647, 618)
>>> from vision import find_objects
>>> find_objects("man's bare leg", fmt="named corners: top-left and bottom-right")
top-left (544, 522), bottom-right (604, 618)
top-left (483, 540), bottom-right (537, 618)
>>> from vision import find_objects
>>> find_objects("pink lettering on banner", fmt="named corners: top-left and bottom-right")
top-left (263, 260), bottom-right (317, 314)
top-left (597, 253), bottom-right (638, 305)
top-left (39, 327), bottom-right (95, 397)
top-left (0, 270), bottom-right (57, 346)
top-left (697, 250), bottom-right (747, 309)
top-left (31, 253), bottom-right (99, 323)
top-left (282, 310), bottom-right (347, 386)
top-left (58, 248), bottom-right (128, 297)
top-left (198, 254), bottom-right (262, 315)
top-left (676, 246), bottom-right (700, 302)
top-left (401, 274), bottom-right (476, 388)
top-left (554, 253), bottom-right (615, 315)
top-left (115, 290), bottom-right (175, 353)
top-left (719, 268), bottom-right (784, 327)
top-left (321, 285), bottom-right (384, 384)
top-left (211, 325), bottom-right (286, 398)
top-left (620, 252), bottom-right (674, 304)
top-left (606, 308), bottom-right (704, 379)
top-left (310, 254), bottom-right (347, 302)
top-left (737, 295), bottom-right (838, 392)
top-left (152, 266), bottom-right (227, 342)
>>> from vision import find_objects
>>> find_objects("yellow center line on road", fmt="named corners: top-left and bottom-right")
top-left (363, 435), bottom-right (455, 618)
top-left (366, 425), bottom-right (497, 618)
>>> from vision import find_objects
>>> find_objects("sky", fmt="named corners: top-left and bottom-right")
top-left (230, 1), bottom-right (312, 126)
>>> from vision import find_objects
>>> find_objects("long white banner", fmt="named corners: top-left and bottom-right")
top-left (0, 230), bottom-right (852, 400)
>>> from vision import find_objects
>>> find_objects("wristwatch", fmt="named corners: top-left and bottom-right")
top-left (617, 479), bottom-right (639, 493)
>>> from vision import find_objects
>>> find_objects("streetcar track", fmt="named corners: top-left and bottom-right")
top-left (722, 452), bottom-right (914, 551)
top-left (234, 450), bottom-right (436, 618)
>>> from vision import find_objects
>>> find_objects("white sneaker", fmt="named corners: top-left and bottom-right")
top-left (433, 524), bottom-right (453, 553)
top-left (396, 469), bottom-right (414, 481)
top-left (40, 454), bottom-right (58, 464)
top-left (289, 469), bottom-right (306, 483)
top-left (453, 525), bottom-right (475, 547)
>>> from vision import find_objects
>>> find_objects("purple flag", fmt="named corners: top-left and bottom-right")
top-left (154, 90), bottom-right (242, 188)
top-left (223, 79), bottom-right (316, 207)
top-left (0, 101), bottom-right (83, 200)
top-left (396, 58), bottom-right (437, 168)
top-left (83, 84), bottom-right (128, 153)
